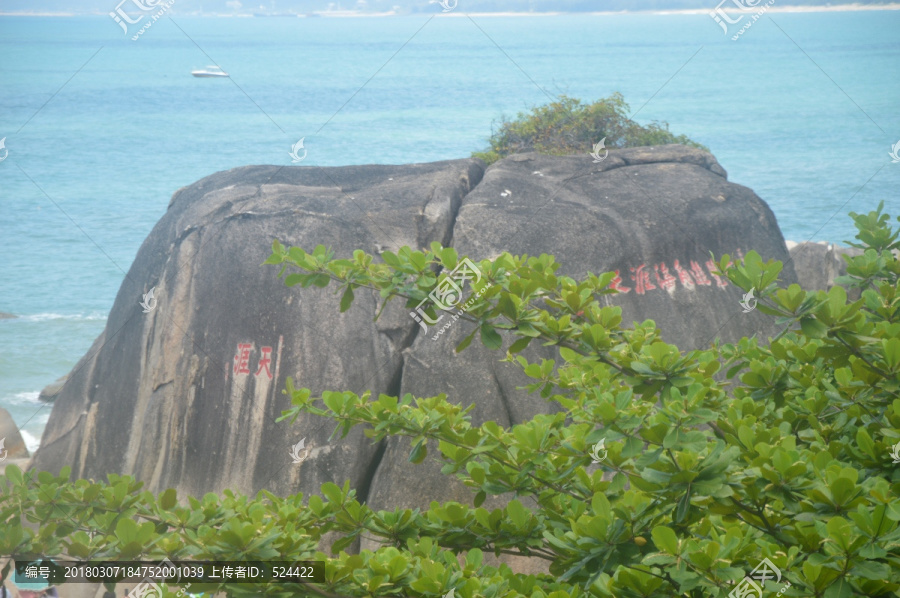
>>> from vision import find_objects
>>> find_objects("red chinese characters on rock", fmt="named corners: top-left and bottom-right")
top-left (256, 346), bottom-right (273, 378)
top-left (629, 264), bottom-right (657, 295)
top-left (233, 343), bottom-right (252, 375)
top-left (689, 260), bottom-right (712, 286)
top-left (653, 263), bottom-right (677, 292)
top-left (609, 269), bottom-right (632, 293)
top-left (606, 251), bottom-right (741, 296)
top-left (705, 259), bottom-right (728, 288)
top-left (231, 343), bottom-right (275, 380)
top-left (672, 260), bottom-right (695, 290)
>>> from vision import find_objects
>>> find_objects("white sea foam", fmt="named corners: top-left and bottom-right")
top-left (0, 392), bottom-right (46, 453)
top-left (7, 391), bottom-right (41, 405)
top-left (20, 429), bottom-right (40, 454)
top-left (16, 312), bottom-right (107, 322)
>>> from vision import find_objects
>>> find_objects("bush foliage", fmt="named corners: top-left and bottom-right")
top-left (2, 203), bottom-right (900, 598)
top-left (471, 93), bottom-right (706, 165)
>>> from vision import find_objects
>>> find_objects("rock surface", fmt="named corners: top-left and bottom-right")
top-left (0, 407), bottom-right (29, 461)
top-left (32, 159), bottom-right (483, 502)
top-left (31, 147), bottom-right (798, 517)
top-left (364, 147), bottom-right (796, 538)
top-left (38, 375), bottom-right (67, 403)
top-left (0, 312), bottom-right (17, 319)
top-left (786, 241), bottom-right (863, 294)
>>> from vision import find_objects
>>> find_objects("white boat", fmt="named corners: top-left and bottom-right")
top-left (191, 66), bottom-right (229, 78)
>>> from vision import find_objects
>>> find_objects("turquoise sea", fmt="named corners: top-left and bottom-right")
top-left (1, 10), bottom-right (899, 449)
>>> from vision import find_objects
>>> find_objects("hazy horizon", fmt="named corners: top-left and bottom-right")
top-left (2, 0), bottom-right (898, 16)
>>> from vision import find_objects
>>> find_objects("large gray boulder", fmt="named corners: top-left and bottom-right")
top-left (38, 375), bottom-right (67, 403)
top-left (364, 146), bottom-right (796, 530)
top-left (31, 146), bottom-right (797, 518)
top-left (0, 407), bottom-right (29, 461)
top-left (786, 241), bottom-right (863, 294)
top-left (32, 159), bottom-right (483, 501)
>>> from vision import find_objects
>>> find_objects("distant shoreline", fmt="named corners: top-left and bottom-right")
top-left (636, 2), bottom-right (900, 13)
top-left (3, 3), bottom-right (900, 17)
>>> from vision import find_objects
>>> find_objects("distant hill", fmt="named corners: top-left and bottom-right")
top-left (3, 0), bottom-right (896, 15)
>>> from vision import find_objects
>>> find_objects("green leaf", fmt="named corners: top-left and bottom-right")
top-left (622, 436), bottom-right (644, 458)
top-left (340, 286), bottom-right (355, 313)
top-left (641, 468), bottom-right (672, 485)
top-left (507, 337), bottom-right (532, 354)
top-left (321, 482), bottom-right (343, 505)
top-left (675, 489), bottom-right (691, 523)
top-left (507, 500), bottom-right (528, 529)
top-left (630, 361), bottom-right (656, 375)
top-left (456, 327), bottom-right (478, 353)
top-left (559, 346), bottom-right (580, 364)
top-left (851, 560), bottom-right (889, 580)
top-left (855, 427), bottom-right (876, 459)
top-left (824, 579), bottom-right (853, 598)
top-left (651, 526), bottom-right (679, 554)
top-left (826, 517), bottom-right (853, 551)
top-left (800, 317), bottom-right (829, 339)
top-left (480, 324), bottom-right (503, 350)
top-left (68, 541), bottom-right (92, 559)
top-left (409, 251), bottom-right (427, 271)
top-left (115, 518), bottom-right (139, 544)
top-left (311, 273), bottom-right (331, 288)
top-left (331, 535), bottom-right (356, 554)
top-left (381, 251), bottom-right (401, 267)
top-left (409, 439), bottom-right (428, 464)
top-left (160, 488), bottom-right (177, 510)
top-left (284, 273), bottom-right (307, 287)
top-left (439, 247), bottom-right (458, 270)
top-left (4, 464), bottom-right (23, 486)
top-left (882, 337), bottom-right (900, 370)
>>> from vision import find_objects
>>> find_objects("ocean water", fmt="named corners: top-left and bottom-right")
top-left (1, 10), bottom-right (899, 448)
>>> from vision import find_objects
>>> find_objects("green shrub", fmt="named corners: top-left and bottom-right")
top-left (2, 204), bottom-right (900, 597)
top-left (471, 93), bottom-right (707, 165)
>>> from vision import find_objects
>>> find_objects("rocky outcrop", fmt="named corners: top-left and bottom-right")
top-left (0, 312), bottom-right (16, 320)
top-left (32, 159), bottom-right (483, 501)
top-left (38, 375), bottom-right (67, 403)
top-left (0, 407), bottom-right (29, 461)
top-left (30, 146), bottom-right (797, 516)
top-left (364, 146), bottom-right (796, 529)
top-left (786, 241), bottom-right (863, 293)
